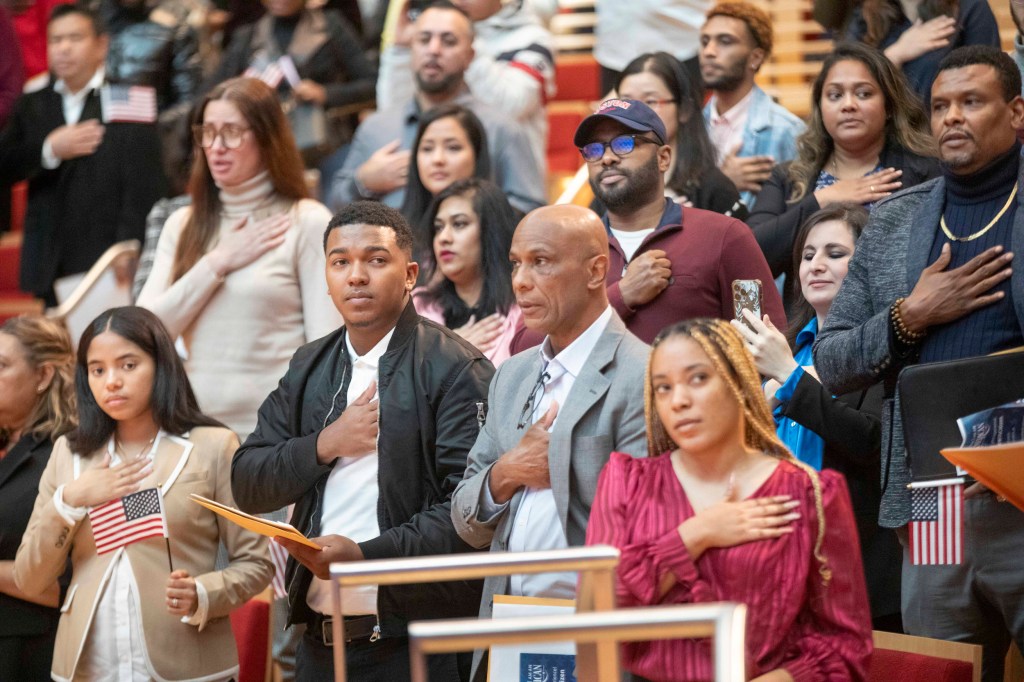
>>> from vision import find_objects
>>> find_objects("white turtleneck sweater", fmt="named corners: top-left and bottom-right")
top-left (137, 172), bottom-right (341, 438)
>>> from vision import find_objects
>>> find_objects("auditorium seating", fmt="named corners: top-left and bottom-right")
top-left (230, 593), bottom-right (273, 682)
top-left (0, 182), bottom-right (44, 324)
top-left (869, 631), bottom-right (981, 682)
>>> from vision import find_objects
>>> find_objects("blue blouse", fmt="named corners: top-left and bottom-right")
top-left (773, 318), bottom-right (824, 470)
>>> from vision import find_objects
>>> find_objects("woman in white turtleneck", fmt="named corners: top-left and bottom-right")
top-left (138, 77), bottom-right (341, 439)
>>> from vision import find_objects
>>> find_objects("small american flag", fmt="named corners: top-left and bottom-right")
top-left (268, 540), bottom-right (289, 599)
top-left (89, 487), bottom-right (168, 555)
top-left (909, 482), bottom-right (963, 565)
top-left (243, 58), bottom-right (285, 89)
top-left (100, 84), bottom-right (157, 124)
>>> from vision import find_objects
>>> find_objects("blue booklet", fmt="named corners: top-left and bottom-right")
top-left (519, 653), bottom-right (576, 682)
top-left (957, 399), bottom-right (1024, 447)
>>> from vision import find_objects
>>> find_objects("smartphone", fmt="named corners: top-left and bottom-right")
top-left (732, 279), bottom-right (763, 330)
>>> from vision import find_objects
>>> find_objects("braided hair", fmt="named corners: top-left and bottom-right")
top-left (645, 318), bottom-right (833, 586)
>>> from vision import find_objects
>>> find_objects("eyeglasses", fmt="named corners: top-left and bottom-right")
top-left (517, 365), bottom-right (551, 430)
top-left (192, 124), bottom-right (251, 149)
top-left (578, 134), bottom-right (659, 163)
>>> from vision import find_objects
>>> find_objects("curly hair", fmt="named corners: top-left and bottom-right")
top-left (787, 41), bottom-right (937, 202)
top-left (645, 318), bottom-right (832, 586)
top-left (706, 2), bottom-right (773, 55)
top-left (0, 316), bottom-right (76, 445)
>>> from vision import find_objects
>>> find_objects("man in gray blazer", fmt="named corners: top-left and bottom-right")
top-left (815, 46), bottom-right (1024, 682)
top-left (452, 204), bottom-right (648, 674)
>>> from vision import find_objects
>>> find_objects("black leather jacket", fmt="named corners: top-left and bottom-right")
top-left (231, 302), bottom-right (494, 632)
top-left (102, 0), bottom-right (201, 112)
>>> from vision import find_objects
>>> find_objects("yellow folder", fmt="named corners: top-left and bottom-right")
top-left (189, 493), bottom-right (322, 549)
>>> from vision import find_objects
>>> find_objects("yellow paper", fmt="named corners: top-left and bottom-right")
top-left (189, 493), bottom-right (321, 549)
top-left (941, 443), bottom-right (1024, 512)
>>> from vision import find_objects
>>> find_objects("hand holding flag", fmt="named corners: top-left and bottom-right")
top-left (89, 487), bottom-right (169, 555)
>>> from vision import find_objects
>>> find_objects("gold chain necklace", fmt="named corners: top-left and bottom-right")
top-left (115, 434), bottom-right (157, 460)
top-left (940, 185), bottom-right (1018, 242)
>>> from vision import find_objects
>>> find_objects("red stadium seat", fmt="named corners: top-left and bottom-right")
top-left (230, 596), bottom-right (272, 682)
top-left (869, 631), bottom-right (981, 682)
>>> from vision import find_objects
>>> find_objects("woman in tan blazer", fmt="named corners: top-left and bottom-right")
top-left (15, 307), bottom-right (272, 682)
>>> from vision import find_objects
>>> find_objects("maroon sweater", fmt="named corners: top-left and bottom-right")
top-left (511, 199), bottom-right (786, 352)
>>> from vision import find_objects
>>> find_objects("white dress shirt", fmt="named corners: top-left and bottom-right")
top-left (41, 67), bottom-right (105, 170)
top-left (52, 432), bottom-right (220, 682)
top-left (707, 88), bottom-right (755, 164)
top-left (305, 329), bottom-right (393, 616)
top-left (482, 306), bottom-right (613, 599)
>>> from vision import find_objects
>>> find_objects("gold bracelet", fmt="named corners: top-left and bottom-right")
top-left (890, 297), bottom-right (926, 345)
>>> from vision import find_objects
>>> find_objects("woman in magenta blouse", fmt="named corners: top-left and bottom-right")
top-left (586, 318), bottom-right (872, 682)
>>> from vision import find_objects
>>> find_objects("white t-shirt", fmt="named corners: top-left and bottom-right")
top-left (305, 329), bottom-right (393, 616)
top-left (610, 226), bottom-right (656, 264)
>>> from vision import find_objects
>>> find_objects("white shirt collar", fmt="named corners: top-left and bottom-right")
top-left (345, 328), bottom-right (395, 369)
top-left (709, 87), bottom-right (755, 125)
top-left (540, 306), bottom-right (613, 380)
top-left (54, 66), bottom-right (105, 98)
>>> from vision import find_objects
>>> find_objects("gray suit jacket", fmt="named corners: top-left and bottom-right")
top-left (814, 167), bottom-right (1024, 528)
top-left (452, 311), bottom-right (648, 614)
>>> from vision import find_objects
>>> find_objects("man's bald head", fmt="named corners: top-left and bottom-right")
top-left (510, 205), bottom-right (611, 353)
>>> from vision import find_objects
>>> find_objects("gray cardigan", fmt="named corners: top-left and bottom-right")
top-left (813, 166), bottom-right (1024, 527)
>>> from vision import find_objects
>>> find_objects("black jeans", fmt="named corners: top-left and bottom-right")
top-left (295, 629), bottom-right (470, 682)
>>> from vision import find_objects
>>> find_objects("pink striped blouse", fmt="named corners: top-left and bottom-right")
top-left (586, 453), bottom-right (873, 682)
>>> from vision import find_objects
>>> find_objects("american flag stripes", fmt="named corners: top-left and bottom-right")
top-left (909, 482), bottom-right (964, 565)
top-left (100, 84), bottom-right (157, 124)
top-left (89, 487), bottom-right (168, 555)
top-left (268, 539), bottom-right (289, 599)
top-left (244, 58), bottom-right (285, 89)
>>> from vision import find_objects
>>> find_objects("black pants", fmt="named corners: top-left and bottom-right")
top-left (0, 633), bottom-right (56, 681)
top-left (296, 629), bottom-right (470, 682)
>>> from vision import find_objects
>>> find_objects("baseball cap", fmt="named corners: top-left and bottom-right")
top-left (573, 98), bottom-right (668, 147)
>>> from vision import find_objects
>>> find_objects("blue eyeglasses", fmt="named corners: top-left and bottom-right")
top-left (578, 134), bottom-right (659, 163)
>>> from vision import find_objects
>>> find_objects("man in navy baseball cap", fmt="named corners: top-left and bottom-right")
top-left (561, 95), bottom-right (786, 347)
top-left (573, 98), bottom-right (668, 148)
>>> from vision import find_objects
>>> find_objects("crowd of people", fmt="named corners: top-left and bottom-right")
top-left (1, 0), bottom-right (1024, 681)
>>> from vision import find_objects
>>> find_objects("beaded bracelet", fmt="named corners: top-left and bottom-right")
top-left (890, 297), bottom-right (926, 345)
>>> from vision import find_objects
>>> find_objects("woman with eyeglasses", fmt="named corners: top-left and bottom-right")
top-left (615, 52), bottom-right (742, 217)
top-left (747, 42), bottom-right (939, 308)
top-left (138, 77), bottom-right (341, 439)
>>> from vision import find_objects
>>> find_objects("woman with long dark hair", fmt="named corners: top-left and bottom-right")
top-left (14, 307), bottom-right (272, 682)
top-left (137, 76), bottom-right (340, 438)
top-left (413, 178), bottom-right (521, 365)
top-left (0, 316), bottom-right (76, 680)
top-left (400, 103), bottom-right (492, 260)
top-left (586, 318), bottom-right (872, 680)
top-left (845, 0), bottom-right (999, 104)
top-left (748, 42), bottom-right (940, 305)
top-left (615, 51), bottom-right (741, 215)
top-left (733, 204), bottom-right (902, 631)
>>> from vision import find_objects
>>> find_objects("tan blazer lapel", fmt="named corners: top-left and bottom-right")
top-left (150, 433), bottom-right (193, 495)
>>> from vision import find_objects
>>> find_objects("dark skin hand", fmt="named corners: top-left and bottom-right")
top-left (488, 401), bottom-right (558, 503)
top-left (276, 535), bottom-right (365, 580)
top-left (316, 381), bottom-right (378, 465)
top-left (900, 244), bottom-right (1013, 334)
top-left (619, 249), bottom-right (672, 308)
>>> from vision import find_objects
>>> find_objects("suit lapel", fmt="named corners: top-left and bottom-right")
top-left (288, 10), bottom-right (329, 67)
top-left (149, 433), bottom-right (193, 495)
top-left (905, 177), bottom-right (946, 291)
top-left (546, 317), bottom-right (622, 525)
top-left (0, 437), bottom-right (42, 490)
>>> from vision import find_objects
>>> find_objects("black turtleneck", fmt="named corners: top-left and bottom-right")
top-left (920, 142), bottom-right (1023, 363)
top-left (272, 13), bottom-right (302, 53)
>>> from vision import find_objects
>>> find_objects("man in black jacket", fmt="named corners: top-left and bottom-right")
top-left (0, 4), bottom-right (165, 305)
top-left (231, 201), bottom-right (494, 682)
